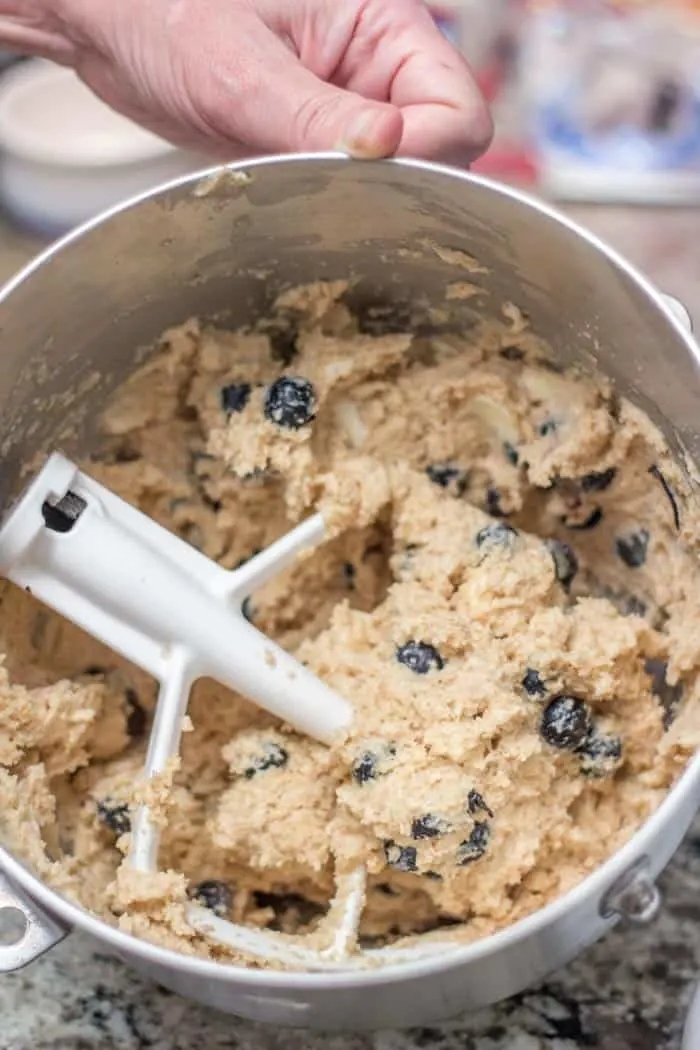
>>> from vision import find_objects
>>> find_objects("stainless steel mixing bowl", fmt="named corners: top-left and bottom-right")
top-left (0, 154), bottom-right (699, 1030)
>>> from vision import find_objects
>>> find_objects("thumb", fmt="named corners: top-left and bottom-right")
top-left (209, 27), bottom-right (404, 157)
top-left (259, 67), bottom-right (403, 157)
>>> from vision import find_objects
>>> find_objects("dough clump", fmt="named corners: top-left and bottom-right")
top-left (1, 280), bottom-right (699, 964)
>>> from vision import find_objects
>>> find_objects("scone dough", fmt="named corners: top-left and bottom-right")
top-left (1, 279), bottom-right (700, 965)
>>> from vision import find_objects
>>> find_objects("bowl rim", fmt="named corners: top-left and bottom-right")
top-left (0, 58), bottom-right (178, 169)
top-left (0, 152), bottom-right (699, 990)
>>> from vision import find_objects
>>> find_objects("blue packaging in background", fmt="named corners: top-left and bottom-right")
top-left (523, 0), bottom-right (700, 202)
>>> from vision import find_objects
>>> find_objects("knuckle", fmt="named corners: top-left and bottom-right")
top-left (291, 91), bottom-right (347, 149)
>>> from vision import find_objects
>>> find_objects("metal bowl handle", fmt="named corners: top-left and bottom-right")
top-left (662, 294), bottom-right (693, 334)
top-left (0, 870), bottom-right (69, 972)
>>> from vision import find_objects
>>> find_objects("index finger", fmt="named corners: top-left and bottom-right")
top-left (339, 0), bottom-right (493, 165)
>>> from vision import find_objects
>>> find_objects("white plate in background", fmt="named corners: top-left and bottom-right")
top-left (0, 59), bottom-right (210, 235)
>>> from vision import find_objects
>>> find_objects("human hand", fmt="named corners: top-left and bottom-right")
top-left (44, 0), bottom-right (492, 164)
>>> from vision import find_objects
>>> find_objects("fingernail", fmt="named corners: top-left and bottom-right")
top-left (339, 109), bottom-right (396, 159)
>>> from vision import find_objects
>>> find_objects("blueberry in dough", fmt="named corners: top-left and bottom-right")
top-left (539, 419), bottom-right (558, 437)
top-left (352, 752), bottom-right (378, 785)
top-left (649, 465), bottom-right (681, 530)
top-left (411, 814), bottom-right (450, 840)
top-left (426, 463), bottom-right (468, 496)
top-left (616, 529), bottom-right (650, 569)
top-left (645, 658), bottom-right (683, 726)
top-left (476, 522), bottom-right (518, 551)
top-left (396, 641), bottom-right (445, 675)
top-left (577, 734), bottom-right (623, 778)
top-left (546, 539), bottom-right (579, 588)
top-left (503, 442), bottom-right (519, 466)
top-left (384, 841), bottom-right (418, 873)
top-left (189, 879), bottom-right (232, 917)
top-left (486, 487), bottom-right (510, 518)
top-left (625, 595), bottom-right (647, 618)
top-left (457, 822), bottom-right (491, 865)
top-left (580, 468), bottom-right (616, 493)
top-left (563, 507), bottom-right (604, 532)
top-left (540, 696), bottom-right (592, 751)
top-left (352, 743), bottom-right (397, 784)
top-left (522, 669), bottom-right (547, 698)
top-left (96, 800), bottom-right (131, 835)
top-left (244, 741), bottom-right (288, 779)
top-left (467, 790), bottom-right (494, 819)
top-left (264, 376), bottom-right (316, 429)
top-left (220, 382), bottom-right (251, 416)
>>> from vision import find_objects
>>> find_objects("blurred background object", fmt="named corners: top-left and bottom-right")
top-left (428, 0), bottom-right (700, 202)
top-left (0, 1), bottom-right (699, 240)
top-left (0, 59), bottom-right (208, 237)
top-left (522, 0), bottom-right (700, 202)
top-left (428, 0), bottom-right (538, 184)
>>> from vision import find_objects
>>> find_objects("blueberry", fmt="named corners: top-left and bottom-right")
top-left (352, 743), bottom-right (397, 785)
top-left (522, 669), bottom-right (547, 698)
top-left (220, 383), bottom-right (251, 416)
top-left (241, 596), bottom-right (256, 623)
top-left (649, 465), bottom-right (680, 530)
top-left (616, 529), bottom-right (650, 569)
top-left (539, 419), bottom-right (558, 437)
top-left (504, 442), bottom-right (519, 467)
top-left (343, 562), bottom-right (356, 588)
top-left (124, 687), bottom-right (147, 739)
top-left (411, 814), bottom-right (450, 840)
top-left (626, 596), bottom-right (647, 618)
top-left (352, 752), bottom-right (378, 785)
top-left (476, 522), bottom-right (518, 551)
top-left (485, 488), bottom-right (510, 518)
top-left (500, 345), bottom-right (524, 361)
top-left (456, 822), bottom-right (491, 865)
top-left (426, 463), bottom-right (468, 496)
top-left (244, 741), bottom-right (288, 779)
top-left (580, 468), bottom-right (617, 493)
top-left (563, 507), bottom-right (604, 531)
top-left (540, 696), bottom-right (592, 751)
top-left (189, 879), bottom-right (232, 917)
top-left (577, 734), bottom-right (623, 777)
top-left (396, 641), bottom-right (445, 675)
top-left (384, 841), bottom-right (418, 873)
top-left (264, 376), bottom-right (316, 429)
top-left (645, 659), bottom-right (683, 727)
top-left (546, 539), bottom-right (579, 588)
top-left (96, 800), bottom-right (131, 835)
top-left (467, 790), bottom-right (494, 819)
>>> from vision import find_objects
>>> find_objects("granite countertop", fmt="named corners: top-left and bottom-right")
top-left (1, 201), bottom-right (700, 1050)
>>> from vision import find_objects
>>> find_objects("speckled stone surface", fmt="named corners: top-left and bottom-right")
top-left (2, 825), bottom-right (700, 1049)
top-left (1, 201), bottom-right (700, 1050)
